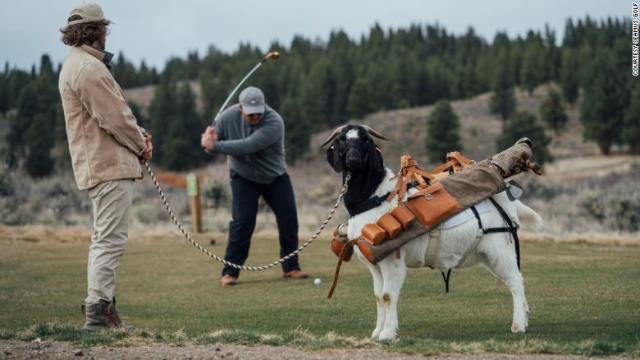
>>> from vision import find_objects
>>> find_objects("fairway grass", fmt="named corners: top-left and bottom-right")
top-left (1, 228), bottom-right (639, 356)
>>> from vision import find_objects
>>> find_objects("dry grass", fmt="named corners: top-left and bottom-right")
top-left (542, 155), bottom-right (640, 181)
top-left (520, 231), bottom-right (640, 247)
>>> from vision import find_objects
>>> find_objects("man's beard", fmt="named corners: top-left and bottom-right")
top-left (97, 36), bottom-right (106, 50)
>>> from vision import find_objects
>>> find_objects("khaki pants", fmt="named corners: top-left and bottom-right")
top-left (85, 180), bottom-right (134, 305)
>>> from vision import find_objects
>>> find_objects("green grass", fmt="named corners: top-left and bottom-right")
top-left (1, 230), bottom-right (639, 356)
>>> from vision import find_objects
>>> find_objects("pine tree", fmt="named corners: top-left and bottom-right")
top-left (540, 89), bottom-right (568, 132)
top-left (139, 60), bottom-right (153, 86)
top-left (363, 63), bottom-right (390, 111)
top-left (497, 111), bottom-right (552, 164)
top-left (426, 59), bottom-right (451, 103)
top-left (327, 31), bottom-right (356, 124)
top-left (300, 59), bottom-right (334, 131)
top-left (560, 49), bottom-right (580, 104)
top-left (425, 100), bottom-right (462, 163)
top-left (185, 51), bottom-right (201, 79)
top-left (347, 77), bottom-right (372, 118)
top-left (7, 69), bottom-right (31, 111)
top-left (543, 24), bottom-right (561, 82)
top-left (129, 102), bottom-right (146, 129)
top-left (39, 54), bottom-right (55, 81)
top-left (622, 85), bottom-right (640, 154)
top-left (5, 84), bottom-right (37, 168)
top-left (113, 52), bottom-right (138, 88)
top-left (52, 105), bottom-right (71, 171)
top-left (7, 56), bottom-right (58, 176)
top-left (280, 96), bottom-right (310, 163)
top-left (489, 52), bottom-right (517, 120)
top-left (563, 18), bottom-right (578, 47)
top-left (580, 49), bottom-right (627, 154)
top-left (148, 80), bottom-right (177, 164)
top-left (520, 41), bottom-right (545, 94)
top-left (0, 65), bottom-right (8, 116)
top-left (25, 113), bottom-right (55, 177)
top-left (160, 83), bottom-right (205, 170)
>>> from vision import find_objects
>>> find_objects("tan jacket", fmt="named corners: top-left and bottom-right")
top-left (58, 45), bottom-right (146, 190)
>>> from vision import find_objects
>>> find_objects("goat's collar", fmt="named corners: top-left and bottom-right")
top-left (346, 175), bottom-right (422, 217)
top-left (345, 169), bottom-right (396, 217)
top-left (347, 192), bottom-right (391, 216)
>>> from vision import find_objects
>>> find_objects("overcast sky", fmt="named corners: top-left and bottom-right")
top-left (0, 0), bottom-right (628, 71)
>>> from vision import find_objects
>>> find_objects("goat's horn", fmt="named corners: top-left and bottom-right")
top-left (320, 125), bottom-right (347, 147)
top-left (361, 125), bottom-right (389, 141)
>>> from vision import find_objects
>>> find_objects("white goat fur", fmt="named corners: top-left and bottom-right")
top-left (347, 169), bottom-right (543, 340)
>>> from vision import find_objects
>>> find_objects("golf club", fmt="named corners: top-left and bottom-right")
top-left (211, 51), bottom-right (280, 126)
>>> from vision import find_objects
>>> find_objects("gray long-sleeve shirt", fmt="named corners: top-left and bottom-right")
top-left (212, 104), bottom-right (287, 184)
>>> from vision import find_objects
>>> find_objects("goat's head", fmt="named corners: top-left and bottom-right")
top-left (321, 124), bottom-right (388, 174)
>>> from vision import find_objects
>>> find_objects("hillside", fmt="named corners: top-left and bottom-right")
top-left (4, 84), bottom-right (635, 237)
top-left (124, 80), bottom-right (204, 116)
top-left (310, 84), bottom-right (600, 168)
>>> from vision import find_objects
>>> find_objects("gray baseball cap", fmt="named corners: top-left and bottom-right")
top-left (239, 86), bottom-right (266, 114)
top-left (68, 3), bottom-right (111, 25)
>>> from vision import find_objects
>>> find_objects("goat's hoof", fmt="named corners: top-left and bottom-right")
top-left (378, 330), bottom-right (397, 341)
top-left (511, 323), bottom-right (526, 333)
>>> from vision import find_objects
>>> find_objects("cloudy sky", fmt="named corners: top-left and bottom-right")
top-left (0, 0), bottom-right (628, 71)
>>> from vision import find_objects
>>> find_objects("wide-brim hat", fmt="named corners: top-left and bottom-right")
top-left (67, 2), bottom-right (111, 25)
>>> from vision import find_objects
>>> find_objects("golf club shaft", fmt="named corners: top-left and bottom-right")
top-left (211, 52), bottom-right (279, 126)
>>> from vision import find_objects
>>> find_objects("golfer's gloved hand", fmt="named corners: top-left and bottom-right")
top-left (201, 126), bottom-right (218, 152)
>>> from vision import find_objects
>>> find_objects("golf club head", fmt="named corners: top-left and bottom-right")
top-left (264, 51), bottom-right (280, 60)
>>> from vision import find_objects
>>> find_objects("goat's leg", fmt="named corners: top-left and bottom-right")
top-left (363, 261), bottom-right (385, 339)
top-left (377, 255), bottom-right (407, 340)
top-left (480, 236), bottom-right (528, 333)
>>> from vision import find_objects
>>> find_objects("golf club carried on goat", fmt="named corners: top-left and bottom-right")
top-left (211, 51), bottom-right (280, 126)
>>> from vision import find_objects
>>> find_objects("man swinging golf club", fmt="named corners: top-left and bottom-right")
top-left (201, 87), bottom-right (309, 286)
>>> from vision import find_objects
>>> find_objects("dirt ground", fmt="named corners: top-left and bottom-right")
top-left (0, 340), bottom-right (622, 360)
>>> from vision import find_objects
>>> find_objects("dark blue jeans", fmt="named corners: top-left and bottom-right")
top-left (221, 172), bottom-right (301, 277)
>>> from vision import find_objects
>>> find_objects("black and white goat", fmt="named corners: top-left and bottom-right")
top-left (323, 124), bottom-right (543, 340)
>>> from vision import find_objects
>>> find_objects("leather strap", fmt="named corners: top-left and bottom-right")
top-left (407, 182), bottom-right (444, 199)
top-left (347, 192), bottom-right (391, 216)
top-left (328, 239), bottom-right (356, 299)
top-left (387, 153), bottom-right (475, 204)
top-left (430, 151), bottom-right (475, 174)
top-left (470, 199), bottom-right (521, 270)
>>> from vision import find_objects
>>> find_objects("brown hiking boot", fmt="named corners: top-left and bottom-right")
top-left (220, 274), bottom-right (238, 286)
top-left (283, 270), bottom-right (309, 279)
top-left (81, 299), bottom-right (120, 331)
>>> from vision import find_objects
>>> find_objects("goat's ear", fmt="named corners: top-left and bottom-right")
top-left (326, 144), bottom-right (343, 173)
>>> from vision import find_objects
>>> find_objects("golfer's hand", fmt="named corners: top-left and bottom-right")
top-left (201, 126), bottom-right (218, 151)
top-left (140, 133), bottom-right (153, 161)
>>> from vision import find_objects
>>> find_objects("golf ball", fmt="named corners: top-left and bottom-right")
top-left (313, 278), bottom-right (322, 286)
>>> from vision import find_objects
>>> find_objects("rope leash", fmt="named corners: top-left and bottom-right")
top-left (144, 161), bottom-right (350, 271)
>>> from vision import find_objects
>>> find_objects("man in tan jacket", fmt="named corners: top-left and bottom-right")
top-left (58, 3), bottom-right (152, 331)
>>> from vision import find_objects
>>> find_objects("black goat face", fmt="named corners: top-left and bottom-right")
top-left (324, 125), bottom-right (386, 173)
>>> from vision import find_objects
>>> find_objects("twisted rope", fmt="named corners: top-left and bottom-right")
top-left (144, 161), bottom-right (350, 271)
